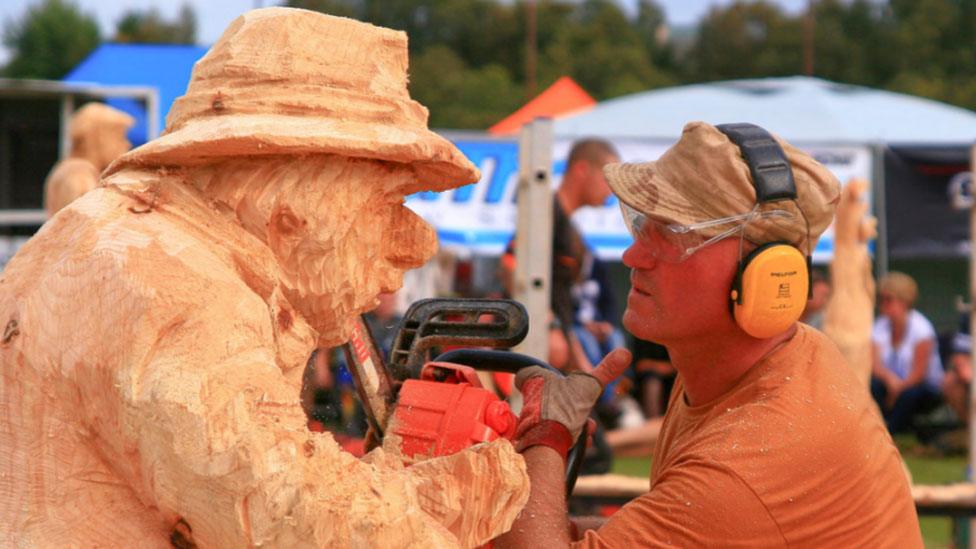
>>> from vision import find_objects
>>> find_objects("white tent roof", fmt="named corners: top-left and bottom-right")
top-left (554, 76), bottom-right (976, 145)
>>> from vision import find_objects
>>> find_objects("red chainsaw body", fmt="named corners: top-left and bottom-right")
top-left (391, 362), bottom-right (518, 459)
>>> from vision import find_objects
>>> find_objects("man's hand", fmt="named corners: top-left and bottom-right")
top-left (513, 348), bottom-right (631, 458)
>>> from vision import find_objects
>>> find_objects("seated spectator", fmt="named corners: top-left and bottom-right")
top-left (870, 272), bottom-right (944, 434)
top-left (800, 268), bottom-right (830, 330)
top-left (943, 312), bottom-right (972, 425)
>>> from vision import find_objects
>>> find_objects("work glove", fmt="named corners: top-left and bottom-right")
top-left (513, 348), bottom-right (631, 460)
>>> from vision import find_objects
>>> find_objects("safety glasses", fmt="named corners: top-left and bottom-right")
top-left (620, 202), bottom-right (795, 262)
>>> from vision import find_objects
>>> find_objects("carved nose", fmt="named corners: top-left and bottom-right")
top-left (385, 206), bottom-right (437, 269)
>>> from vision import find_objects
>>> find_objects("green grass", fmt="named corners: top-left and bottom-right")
top-left (609, 447), bottom-right (968, 548)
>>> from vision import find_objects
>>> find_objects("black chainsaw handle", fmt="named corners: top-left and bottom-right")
top-left (432, 348), bottom-right (587, 499)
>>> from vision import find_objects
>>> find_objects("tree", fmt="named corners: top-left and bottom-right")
top-left (538, 0), bottom-right (672, 99)
top-left (808, 0), bottom-right (898, 87)
top-left (409, 45), bottom-right (522, 129)
top-left (687, 1), bottom-right (802, 81)
top-left (2, 0), bottom-right (100, 79)
top-left (114, 3), bottom-right (197, 44)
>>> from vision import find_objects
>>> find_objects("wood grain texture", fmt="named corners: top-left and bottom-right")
top-left (1, 8), bottom-right (528, 548)
top-left (822, 179), bottom-right (877, 388)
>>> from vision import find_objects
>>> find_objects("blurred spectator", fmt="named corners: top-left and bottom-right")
top-left (501, 138), bottom-right (621, 371)
top-left (301, 347), bottom-right (368, 459)
top-left (870, 272), bottom-right (944, 434)
top-left (363, 292), bottom-right (403, 359)
top-left (631, 337), bottom-right (674, 418)
top-left (800, 268), bottom-right (830, 330)
top-left (943, 312), bottom-right (972, 425)
top-left (301, 293), bottom-right (403, 454)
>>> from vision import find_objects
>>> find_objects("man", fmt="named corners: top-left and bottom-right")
top-left (43, 102), bottom-right (134, 216)
top-left (0, 9), bottom-right (527, 547)
top-left (498, 121), bottom-right (921, 547)
top-left (944, 312), bottom-right (972, 425)
top-left (503, 139), bottom-right (621, 370)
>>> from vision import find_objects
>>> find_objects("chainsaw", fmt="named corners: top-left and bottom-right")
top-left (342, 297), bottom-right (585, 494)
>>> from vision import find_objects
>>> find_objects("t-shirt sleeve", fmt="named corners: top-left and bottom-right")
top-left (912, 311), bottom-right (937, 341)
top-left (572, 463), bottom-right (784, 548)
top-left (871, 318), bottom-right (886, 344)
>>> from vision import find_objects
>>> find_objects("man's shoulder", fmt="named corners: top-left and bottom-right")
top-left (909, 309), bottom-right (937, 336)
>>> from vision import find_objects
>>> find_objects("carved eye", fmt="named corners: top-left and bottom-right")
top-left (273, 207), bottom-right (304, 235)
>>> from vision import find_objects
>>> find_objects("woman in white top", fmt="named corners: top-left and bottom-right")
top-left (870, 272), bottom-right (944, 433)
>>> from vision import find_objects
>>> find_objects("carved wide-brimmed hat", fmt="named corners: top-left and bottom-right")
top-left (71, 103), bottom-right (134, 143)
top-left (107, 8), bottom-right (478, 189)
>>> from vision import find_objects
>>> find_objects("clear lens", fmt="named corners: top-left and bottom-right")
top-left (621, 203), bottom-right (796, 262)
top-left (620, 203), bottom-right (705, 262)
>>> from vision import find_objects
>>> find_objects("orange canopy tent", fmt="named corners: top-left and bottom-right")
top-left (488, 76), bottom-right (596, 135)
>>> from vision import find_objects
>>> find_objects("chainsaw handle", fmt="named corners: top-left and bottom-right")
top-left (389, 298), bottom-right (529, 379)
top-left (432, 348), bottom-right (587, 498)
top-left (431, 349), bottom-right (547, 374)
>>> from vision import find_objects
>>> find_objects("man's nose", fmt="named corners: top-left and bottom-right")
top-left (622, 241), bottom-right (657, 270)
top-left (385, 206), bottom-right (437, 269)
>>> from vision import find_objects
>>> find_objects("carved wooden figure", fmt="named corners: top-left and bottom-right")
top-left (43, 103), bottom-right (134, 216)
top-left (823, 179), bottom-right (878, 388)
top-left (0, 8), bottom-right (528, 548)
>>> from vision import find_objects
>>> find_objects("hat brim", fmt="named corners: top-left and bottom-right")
top-left (604, 162), bottom-right (700, 227)
top-left (106, 114), bottom-right (479, 190)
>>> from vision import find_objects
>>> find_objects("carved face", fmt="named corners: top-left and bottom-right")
top-left (200, 156), bottom-right (437, 345)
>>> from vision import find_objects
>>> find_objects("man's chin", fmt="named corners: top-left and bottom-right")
top-left (622, 309), bottom-right (662, 342)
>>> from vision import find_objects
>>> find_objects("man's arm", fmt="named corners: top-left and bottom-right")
top-left (497, 349), bottom-right (632, 547)
top-left (896, 338), bottom-right (935, 391)
top-left (872, 342), bottom-right (900, 390)
top-left (496, 446), bottom-right (572, 547)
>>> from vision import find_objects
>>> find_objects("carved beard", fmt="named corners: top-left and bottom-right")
top-left (270, 219), bottom-right (377, 348)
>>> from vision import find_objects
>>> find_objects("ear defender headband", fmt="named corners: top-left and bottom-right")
top-left (716, 123), bottom-right (812, 339)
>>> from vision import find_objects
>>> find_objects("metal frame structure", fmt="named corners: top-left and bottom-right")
top-left (0, 78), bottom-right (159, 228)
top-left (512, 118), bottom-right (554, 364)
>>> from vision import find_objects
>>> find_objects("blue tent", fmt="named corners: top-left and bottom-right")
top-left (63, 44), bottom-right (208, 146)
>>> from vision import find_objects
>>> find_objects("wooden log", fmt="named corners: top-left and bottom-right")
top-left (823, 179), bottom-right (877, 388)
top-left (0, 8), bottom-right (529, 548)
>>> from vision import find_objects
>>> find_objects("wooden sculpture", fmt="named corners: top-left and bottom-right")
top-left (0, 8), bottom-right (528, 548)
top-left (823, 179), bottom-right (878, 388)
top-left (43, 102), bottom-right (134, 216)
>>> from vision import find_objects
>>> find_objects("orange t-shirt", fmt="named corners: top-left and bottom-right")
top-left (575, 325), bottom-right (921, 548)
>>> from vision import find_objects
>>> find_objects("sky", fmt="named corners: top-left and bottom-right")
top-left (0, 0), bottom-right (810, 62)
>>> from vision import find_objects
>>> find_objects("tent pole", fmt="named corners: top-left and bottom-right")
top-left (871, 143), bottom-right (888, 277)
top-left (512, 118), bottom-right (554, 412)
top-left (969, 143), bottom-right (976, 549)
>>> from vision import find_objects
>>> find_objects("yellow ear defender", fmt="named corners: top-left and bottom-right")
top-left (717, 123), bottom-right (812, 339)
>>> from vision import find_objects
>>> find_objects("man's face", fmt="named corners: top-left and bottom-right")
top-left (621, 226), bottom-right (742, 343)
top-left (582, 154), bottom-right (619, 207)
